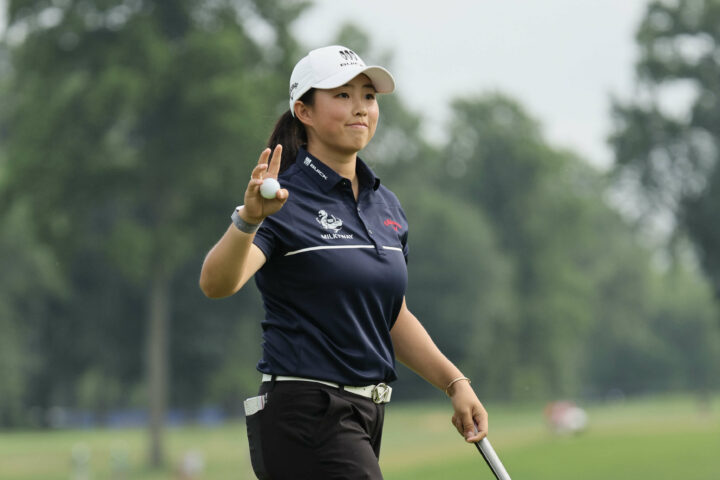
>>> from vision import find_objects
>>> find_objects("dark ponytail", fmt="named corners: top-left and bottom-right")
top-left (267, 89), bottom-right (316, 173)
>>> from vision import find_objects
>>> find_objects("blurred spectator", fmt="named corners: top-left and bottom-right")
top-left (544, 401), bottom-right (588, 435)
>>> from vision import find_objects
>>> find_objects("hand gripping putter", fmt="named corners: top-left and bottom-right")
top-left (475, 436), bottom-right (512, 480)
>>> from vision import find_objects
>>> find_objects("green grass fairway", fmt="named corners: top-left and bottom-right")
top-left (382, 394), bottom-right (720, 479)
top-left (0, 394), bottom-right (717, 479)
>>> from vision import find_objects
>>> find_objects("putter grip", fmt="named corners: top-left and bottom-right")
top-left (476, 437), bottom-right (512, 480)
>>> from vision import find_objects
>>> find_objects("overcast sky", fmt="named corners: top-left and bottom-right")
top-left (291, 0), bottom-right (650, 168)
top-left (1, 0), bottom-right (650, 168)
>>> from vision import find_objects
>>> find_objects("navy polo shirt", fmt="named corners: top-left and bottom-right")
top-left (252, 148), bottom-right (409, 385)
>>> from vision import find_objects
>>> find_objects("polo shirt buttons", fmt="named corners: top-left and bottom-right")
top-left (357, 207), bottom-right (372, 234)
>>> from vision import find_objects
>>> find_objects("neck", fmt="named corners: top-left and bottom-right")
top-left (306, 143), bottom-right (358, 182)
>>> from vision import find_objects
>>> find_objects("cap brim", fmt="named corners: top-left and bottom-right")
top-left (313, 65), bottom-right (395, 94)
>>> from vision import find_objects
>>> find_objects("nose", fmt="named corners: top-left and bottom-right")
top-left (353, 94), bottom-right (368, 117)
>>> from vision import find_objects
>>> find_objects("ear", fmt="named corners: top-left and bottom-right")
top-left (294, 101), bottom-right (313, 126)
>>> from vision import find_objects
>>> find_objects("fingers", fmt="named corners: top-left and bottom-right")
top-left (243, 146), bottom-right (288, 221)
top-left (267, 144), bottom-right (283, 177)
top-left (451, 408), bottom-right (488, 443)
top-left (256, 147), bottom-right (271, 169)
top-left (461, 414), bottom-right (480, 442)
top-left (251, 149), bottom-right (271, 184)
top-left (451, 415), bottom-right (463, 436)
top-left (249, 168), bottom-right (264, 192)
top-left (252, 145), bottom-right (282, 180)
top-left (468, 413), bottom-right (488, 443)
top-left (275, 188), bottom-right (289, 201)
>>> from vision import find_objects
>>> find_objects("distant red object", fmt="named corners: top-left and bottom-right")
top-left (544, 401), bottom-right (588, 434)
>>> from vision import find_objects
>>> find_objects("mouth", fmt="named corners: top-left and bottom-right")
top-left (347, 122), bottom-right (368, 128)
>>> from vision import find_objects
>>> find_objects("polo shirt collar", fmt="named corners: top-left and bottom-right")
top-left (296, 148), bottom-right (381, 192)
top-left (356, 156), bottom-right (382, 191)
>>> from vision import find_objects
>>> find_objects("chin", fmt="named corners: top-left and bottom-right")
top-left (352, 136), bottom-right (373, 151)
top-left (339, 140), bottom-right (369, 154)
top-left (352, 142), bottom-right (370, 153)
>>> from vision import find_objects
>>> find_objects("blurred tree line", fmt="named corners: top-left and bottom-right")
top-left (1, 0), bottom-right (719, 465)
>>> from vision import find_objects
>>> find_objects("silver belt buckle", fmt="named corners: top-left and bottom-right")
top-left (371, 383), bottom-right (390, 404)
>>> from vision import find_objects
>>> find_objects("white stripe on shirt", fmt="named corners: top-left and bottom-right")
top-left (285, 245), bottom-right (403, 257)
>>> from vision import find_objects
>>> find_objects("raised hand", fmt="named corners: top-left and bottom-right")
top-left (241, 144), bottom-right (289, 224)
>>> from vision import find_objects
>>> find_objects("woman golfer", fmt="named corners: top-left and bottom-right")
top-left (199, 45), bottom-right (488, 479)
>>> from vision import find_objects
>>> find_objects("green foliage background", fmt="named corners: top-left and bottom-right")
top-left (1, 0), bottom-right (719, 469)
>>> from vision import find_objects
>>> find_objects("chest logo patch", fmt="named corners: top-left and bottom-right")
top-left (316, 210), bottom-right (353, 240)
top-left (384, 218), bottom-right (403, 231)
top-left (317, 210), bottom-right (343, 232)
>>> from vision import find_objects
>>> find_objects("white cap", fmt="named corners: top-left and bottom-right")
top-left (289, 45), bottom-right (395, 116)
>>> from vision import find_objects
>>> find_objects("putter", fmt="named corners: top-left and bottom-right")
top-left (475, 436), bottom-right (511, 480)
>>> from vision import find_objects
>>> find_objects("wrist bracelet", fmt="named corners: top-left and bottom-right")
top-left (231, 206), bottom-right (262, 234)
top-left (445, 376), bottom-right (471, 396)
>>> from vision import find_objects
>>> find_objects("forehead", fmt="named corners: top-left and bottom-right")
top-left (333, 73), bottom-right (376, 89)
top-left (351, 73), bottom-right (372, 84)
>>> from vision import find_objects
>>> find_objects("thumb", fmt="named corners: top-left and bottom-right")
top-left (462, 416), bottom-right (476, 440)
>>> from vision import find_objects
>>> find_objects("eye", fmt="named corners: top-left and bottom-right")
top-left (365, 93), bottom-right (376, 100)
top-left (336, 92), bottom-right (350, 98)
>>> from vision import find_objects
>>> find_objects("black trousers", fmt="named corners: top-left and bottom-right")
top-left (245, 380), bottom-right (386, 479)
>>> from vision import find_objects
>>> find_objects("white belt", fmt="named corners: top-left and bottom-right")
top-left (261, 374), bottom-right (392, 404)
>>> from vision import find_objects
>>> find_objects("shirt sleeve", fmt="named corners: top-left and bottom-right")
top-left (252, 217), bottom-right (278, 261)
top-left (395, 200), bottom-right (409, 264)
top-left (252, 206), bottom-right (296, 261)
top-left (401, 229), bottom-right (409, 264)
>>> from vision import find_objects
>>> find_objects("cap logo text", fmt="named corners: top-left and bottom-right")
top-left (338, 49), bottom-right (359, 61)
top-left (338, 49), bottom-right (362, 67)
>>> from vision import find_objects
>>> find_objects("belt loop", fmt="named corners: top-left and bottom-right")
top-left (339, 385), bottom-right (345, 392)
top-left (270, 375), bottom-right (277, 390)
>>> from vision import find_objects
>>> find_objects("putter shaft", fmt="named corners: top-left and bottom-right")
top-left (475, 437), bottom-right (512, 480)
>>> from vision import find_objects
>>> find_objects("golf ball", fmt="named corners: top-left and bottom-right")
top-left (260, 177), bottom-right (280, 199)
